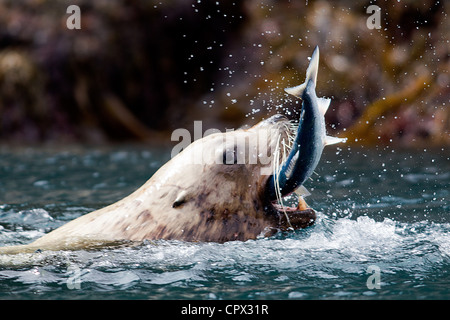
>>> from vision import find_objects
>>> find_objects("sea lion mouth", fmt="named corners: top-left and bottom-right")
top-left (265, 192), bottom-right (316, 231)
top-left (256, 115), bottom-right (315, 231)
top-left (254, 114), bottom-right (316, 231)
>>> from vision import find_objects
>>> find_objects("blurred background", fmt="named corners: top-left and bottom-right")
top-left (0, 0), bottom-right (448, 147)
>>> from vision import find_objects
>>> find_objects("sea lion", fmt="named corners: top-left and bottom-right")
top-left (0, 46), bottom-right (345, 254)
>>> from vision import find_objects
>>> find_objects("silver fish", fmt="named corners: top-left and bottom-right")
top-left (266, 46), bottom-right (346, 201)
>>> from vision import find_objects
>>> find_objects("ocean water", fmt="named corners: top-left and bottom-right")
top-left (0, 144), bottom-right (448, 300)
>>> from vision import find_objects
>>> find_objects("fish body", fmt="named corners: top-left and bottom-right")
top-left (267, 46), bottom-right (346, 200)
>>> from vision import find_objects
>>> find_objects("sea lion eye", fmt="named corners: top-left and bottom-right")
top-left (223, 145), bottom-right (238, 165)
top-left (172, 190), bottom-right (188, 208)
top-left (172, 198), bottom-right (186, 208)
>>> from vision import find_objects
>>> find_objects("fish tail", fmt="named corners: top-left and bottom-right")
top-left (284, 46), bottom-right (319, 98)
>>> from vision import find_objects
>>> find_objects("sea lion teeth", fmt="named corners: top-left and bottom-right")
top-left (297, 197), bottom-right (308, 211)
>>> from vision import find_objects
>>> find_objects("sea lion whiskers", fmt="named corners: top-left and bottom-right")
top-left (269, 124), bottom-right (299, 229)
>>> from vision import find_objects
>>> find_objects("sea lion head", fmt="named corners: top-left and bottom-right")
top-left (139, 47), bottom-right (348, 243)
top-left (131, 47), bottom-right (348, 243)
top-left (141, 113), bottom-right (316, 242)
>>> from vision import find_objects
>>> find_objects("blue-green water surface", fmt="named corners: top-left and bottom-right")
top-left (0, 144), bottom-right (448, 299)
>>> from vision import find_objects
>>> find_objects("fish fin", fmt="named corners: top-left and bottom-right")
top-left (305, 46), bottom-right (319, 86)
top-left (284, 46), bottom-right (320, 98)
top-left (294, 185), bottom-right (311, 198)
top-left (284, 83), bottom-right (306, 98)
top-left (324, 135), bottom-right (347, 146)
top-left (317, 97), bottom-right (331, 115)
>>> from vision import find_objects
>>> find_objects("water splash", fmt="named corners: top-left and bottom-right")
top-left (0, 146), bottom-right (448, 299)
